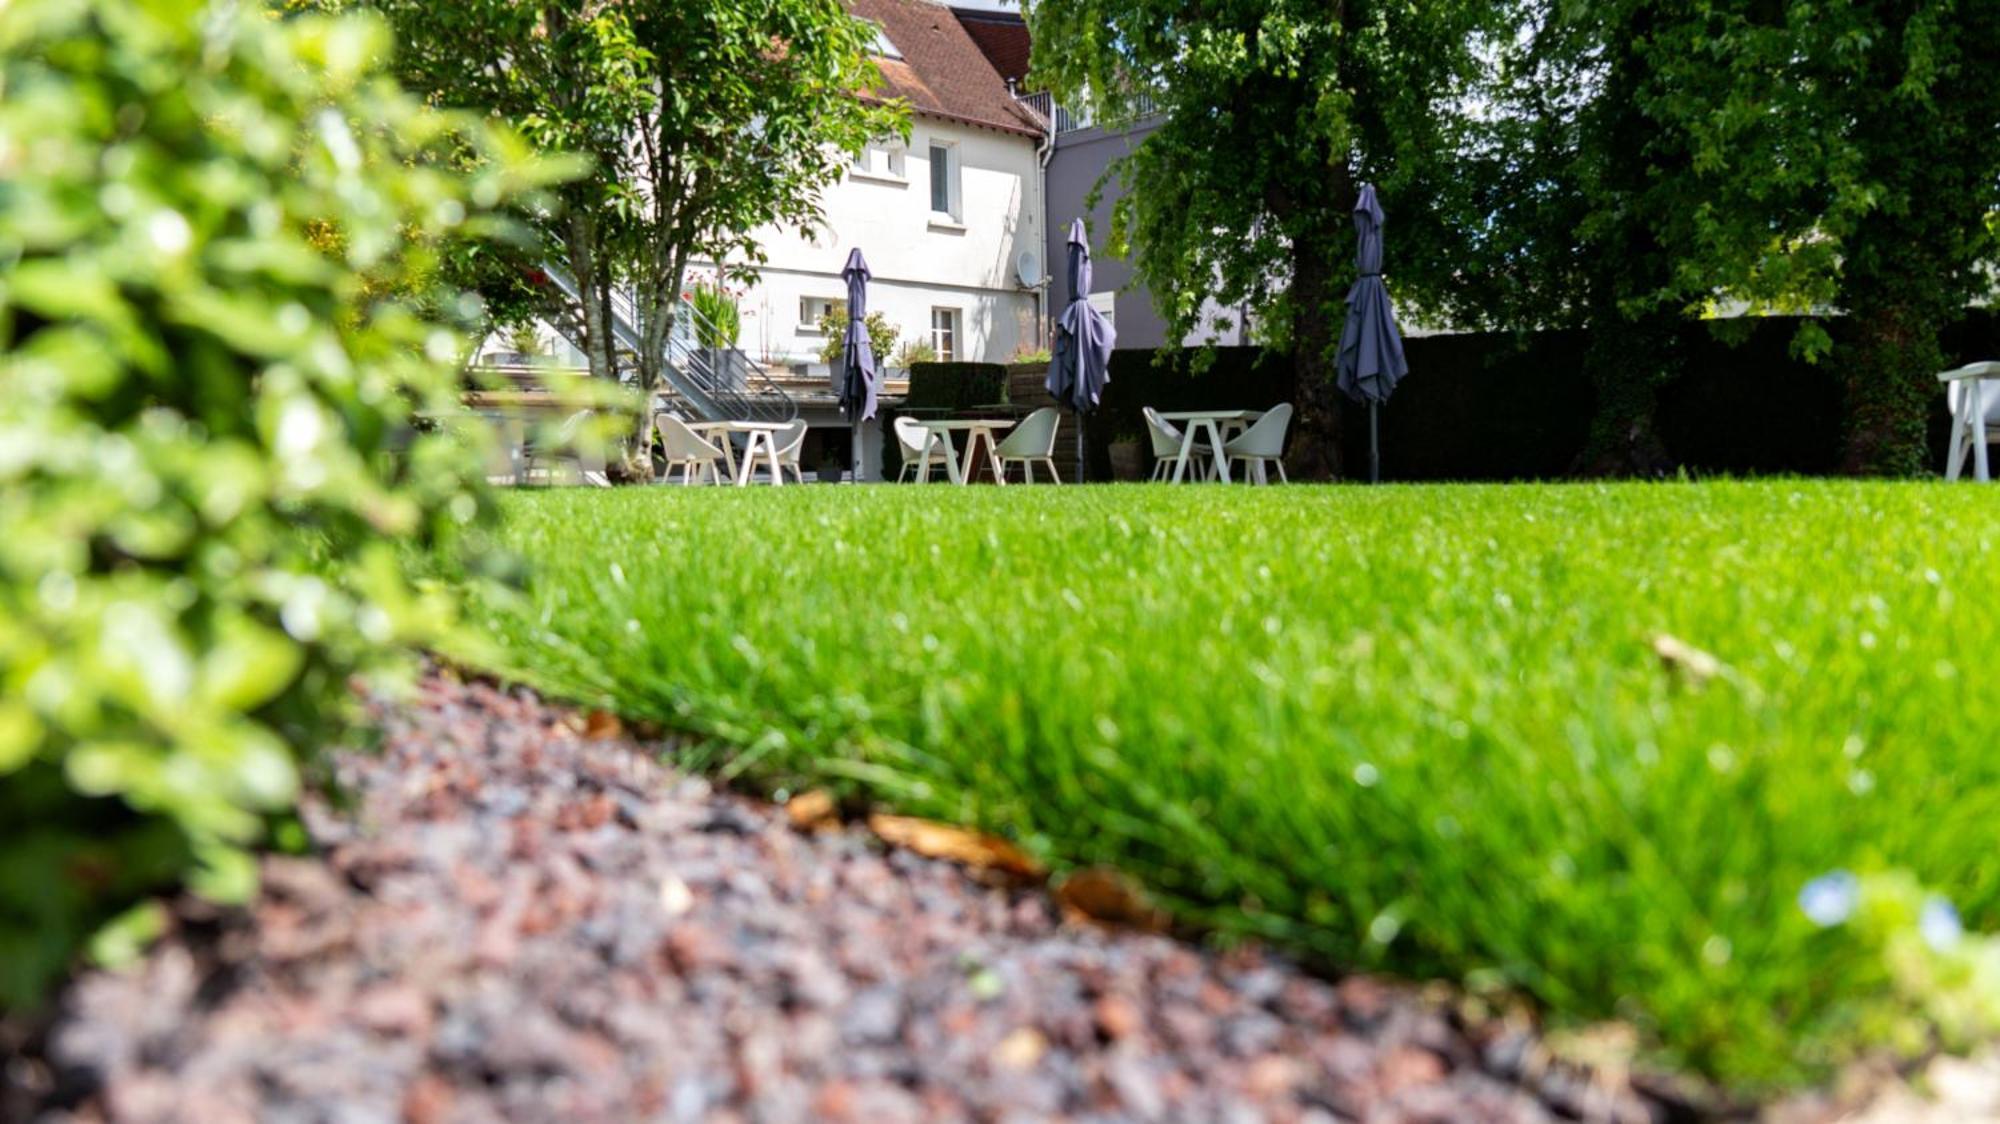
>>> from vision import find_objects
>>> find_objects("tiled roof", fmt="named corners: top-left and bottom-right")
top-left (849, 0), bottom-right (1045, 139)
top-left (951, 8), bottom-right (1032, 87)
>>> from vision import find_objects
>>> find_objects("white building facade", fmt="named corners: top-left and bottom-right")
top-left (713, 0), bottom-right (1050, 376)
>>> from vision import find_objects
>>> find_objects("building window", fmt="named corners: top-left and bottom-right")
top-left (930, 307), bottom-right (960, 362)
top-left (849, 142), bottom-right (906, 180)
top-left (1088, 291), bottom-right (1118, 332)
top-left (800, 296), bottom-right (845, 331)
top-left (928, 142), bottom-right (959, 220)
top-left (866, 21), bottom-right (902, 60)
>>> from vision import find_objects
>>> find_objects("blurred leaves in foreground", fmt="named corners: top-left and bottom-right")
top-left (0, 0), bottom-right (568, 1009)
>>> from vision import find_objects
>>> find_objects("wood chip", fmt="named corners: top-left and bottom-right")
top-left (1055, 866), bottom-right (1170, 933)
top-left (865, 814), bottom-right (1045, 879)
top-left (785, 790), bottom-right (839, 832)
top-left (992, 1026), bottom-right (1047, 1070)
top-left (581, 709), bottom-right (623, 740)
top-left (1650, 633), bottom-right (1721, 686)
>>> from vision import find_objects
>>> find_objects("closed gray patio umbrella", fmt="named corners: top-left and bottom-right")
top-left (1335, 184), bottom-right (1408, 484)
top-left (1047, 218), bottom-right (1116, 480)
top-left (837, 249), bottom-right (877, 481)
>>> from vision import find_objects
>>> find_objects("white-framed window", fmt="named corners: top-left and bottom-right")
top-left (849, 142), bottom-right (906, 181)
top-left (1088, 291), bottom-right (1118, 331)
top-left (800, 296), bottom-right (845, 331)
top-left (866, 20), bottom-right (902, 59)
top-left (930, 307), bottom-right (960, 362)
top-left (927, 141), bottom-right (960, 221)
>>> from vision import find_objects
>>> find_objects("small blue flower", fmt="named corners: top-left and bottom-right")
top-left (1799, 870), bottom-right (1859, 927)
top-left (1921, 896), bottom-right (1963, 952)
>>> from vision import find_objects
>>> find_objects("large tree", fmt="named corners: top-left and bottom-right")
top-left (369, 0), bottom-right (901, 457)
top-left (1470, 0), bottom-right (2000, 476)
top-left (1029, 0), bottom-right (1510, 478)
top-left (1800, 0), bottom-right (2000, 474)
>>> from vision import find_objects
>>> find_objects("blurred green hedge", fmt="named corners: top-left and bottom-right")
top-left (0, 0), bottom-right (562, 1009)
top-left (903, 361), bottom-right (1009, 411)
top-left (1083, 311), bottom-right (2000, 481)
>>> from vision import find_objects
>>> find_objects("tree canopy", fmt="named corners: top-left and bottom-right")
top-left (1035, 0), bottom-right (2000, 477)
top-left (1030, 0), bottom-right (1512, 477)
top-left (367, 0), bottom-right (904, 458)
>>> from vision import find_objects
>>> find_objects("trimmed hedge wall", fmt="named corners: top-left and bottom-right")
top-left (1082, 311), bottom-right (2000, 480)
top-left (882, 362), bottom-right (1010, 480)
top-left (903, 362), bottom-right (1008, 411)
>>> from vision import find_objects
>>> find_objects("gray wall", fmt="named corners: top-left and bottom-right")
top-left (1044, 115), bottom-right (1253, 351)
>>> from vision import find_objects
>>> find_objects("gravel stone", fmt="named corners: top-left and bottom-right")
top-left (12, 671), bottom-right (1668, 1123)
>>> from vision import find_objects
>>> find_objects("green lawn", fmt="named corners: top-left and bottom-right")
top-left (442, 481), bottom-right (2000, 1089)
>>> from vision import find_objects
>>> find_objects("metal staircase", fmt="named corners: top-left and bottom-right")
top-left (539, 263), bottom-right (796, 424)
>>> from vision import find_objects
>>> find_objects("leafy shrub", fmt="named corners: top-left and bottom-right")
top-left (815, 306), bottom-right (898, 367)
top-left (0, 0), bottom-right (558, 1009)
top-left (892, 338), bottom-right (938, 370)
top-left (688, 280), bottom-right (741, 348)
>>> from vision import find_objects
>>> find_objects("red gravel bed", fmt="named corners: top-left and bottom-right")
top-left (11, 673), bottom-right (1665, 1123)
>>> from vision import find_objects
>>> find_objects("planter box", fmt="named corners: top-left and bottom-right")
top-left (1007, 362), bottom-right (1056, 409)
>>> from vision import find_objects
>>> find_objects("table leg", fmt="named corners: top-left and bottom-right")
top-left (978, 428), bottom-right (1006, 485)
top-left (1948, 396), bottom-right (1970, 481)
top-left (713, 433), bottom-right (740, 483)
top-left (734, 434), bottom-right (761, 486)
top-left (764, 433), bottom-right (784, 486)
top-left (1206, 420), bottom-right (1232, 484)
top-left (1170, 432), bottom-right (1194, 483)
top-left (961, 428), bottom-right (1003, 485)
top-left (944, 432), bottom-right (967, 485)
top-left (1978, 400), bottom-right (1991, 483)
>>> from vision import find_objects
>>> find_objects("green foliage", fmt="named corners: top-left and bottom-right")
top-left (0, 0), bottom-right (557, 1009)
top-left (1464, 0), bottom-right (2000, 476)
top-left (372, 0), bottom-right (909, 444)
top-left (456, 482), bottom-right (2000, 1091)
top-left (1029, 0), bottom-right (1512, 475)
top-left (688, 281), bottom-right (741, 349)
top-left (892, 339), bottom-right (939, 370)
top-left (815, 307), bottom-right (898, 368)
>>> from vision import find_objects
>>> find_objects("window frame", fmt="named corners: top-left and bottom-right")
top-left (930, 306), bottom-right (960, 362)
top-left (800, 296), bottom-right (846, 333)
top-left (927, 141), bottom-right (961, 221)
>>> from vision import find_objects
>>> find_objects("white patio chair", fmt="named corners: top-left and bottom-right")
top-left (1142, 406), bottom-right (1211, 481)
top-left (1222, 402), bottom-right (1293, 485)
top-left (1942, 362), bottom-right (2000, 481)
top-left (770, 420), bottom-right (808, 484)
top-left (994, 407), bottom-right (1062, 483)
top-left (658, 414), bottom-right (725, 485)
top-left (895, 415), bottom-right (951, 482)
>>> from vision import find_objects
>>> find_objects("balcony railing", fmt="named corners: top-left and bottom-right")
top-left (1014, 90), bottom-right (1159, 136)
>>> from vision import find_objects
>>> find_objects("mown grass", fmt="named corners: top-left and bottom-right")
top-left (442, 481), bottom-right (2000, 1090)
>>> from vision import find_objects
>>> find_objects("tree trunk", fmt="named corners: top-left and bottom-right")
top-left (1574, 307), bottom-right (1678, 476)
top-left (634, 250), bottom-right (691, 455)
top-left (1840, 295), bottom-right (1944, 476)
top-left (1288, 238), bottom-right (1345, 480)
top-left (564, 211), bottom-right (613, 386)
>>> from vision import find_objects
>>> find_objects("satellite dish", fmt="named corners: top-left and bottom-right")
top-left (1015, 248), bottom-right (1043, 288)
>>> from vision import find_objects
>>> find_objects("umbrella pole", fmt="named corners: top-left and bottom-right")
top-left (1074, 411), bottom-right (1085, 483)
top-left (1369, 402), bottom-right (1381, 484)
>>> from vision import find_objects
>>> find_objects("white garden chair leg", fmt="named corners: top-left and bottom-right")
top-left (1977, 406), bottom-right (1992, 483)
